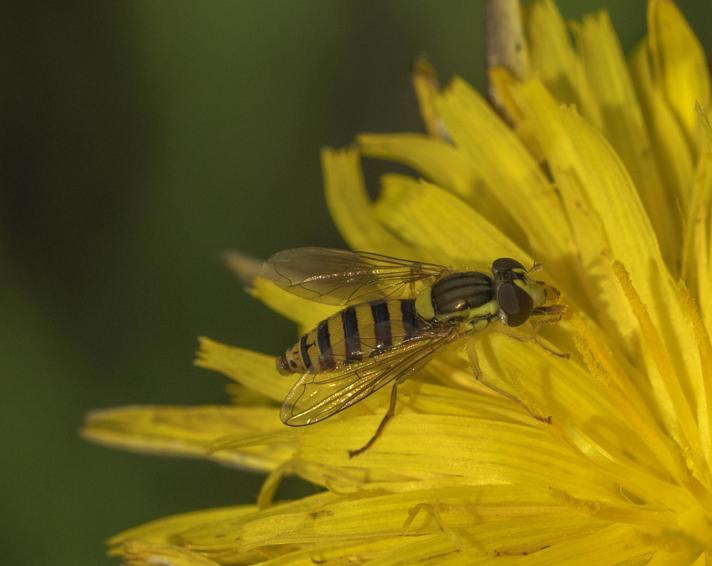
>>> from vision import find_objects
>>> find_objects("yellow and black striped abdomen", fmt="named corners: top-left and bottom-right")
top-left (277, 299), bottom-right (427, 375)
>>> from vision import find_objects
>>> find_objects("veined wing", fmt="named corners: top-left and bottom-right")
top-left (280, 326), bottom-right (458, 426)
top-left (263, 247), bottom-right (449, 306)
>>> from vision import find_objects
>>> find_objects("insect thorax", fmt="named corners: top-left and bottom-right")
top-left (415, 271), bottom-right (497, 322)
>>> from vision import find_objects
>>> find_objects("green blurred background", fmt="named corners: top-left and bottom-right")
top-left (1, 2), bottom-right (709, 564)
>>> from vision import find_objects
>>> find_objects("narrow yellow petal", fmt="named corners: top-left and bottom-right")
top-left (109, 506), bottom-right (255, 552)
top-left (321, 147), bottom-right (409, 256)
top-left (434, 78), bottom-right (577, 270)
top-left (509, 79), bottom-right (658, 272)
top-left (358, 132), bottom-right (524, 241)
top-left (563, 420), bottom-right (694, 511)
top-left (121, 541), bottom-right (222, 565)
top-left (257, 537), bottom-right (420, 566)
top-left (646, 551), bottom-right (707, 566)
top-left (648, 0), bottom-right (711, 149)
top-left (571, 313), bottom-right (687, 484)
top-left (81, 405), bottom-right (291, 471)
top-left (412, 56), bottom-right (448, 140)
top-left (504, 79), bottom-right (640, 339)
top-left (524, 0), bottom-right (580, 106)
top-left (249, 276), bottom-right (337, 334)
top-left (355, 536), bottom-right (460, 566)
top-left (678, 285), bottom-right (712, 477)
top-left (374, 175), bottom-right (528, 266)
top-left (682, 110), bottom-right (712, 292)
top-left (195, 338), bottom-right (289, 402)
top-left (500, 523), bottom-right (651, 565)
top-left (399, 375), bottom-right (541, 427)
top-left (575, 10), bottom-right (679, 265)
top-left (612, 262), bottom-right (707, 484)
top-left (382, 517), bottom-right (608, 564)
top-left (629, 41), bottom-right (695, 214)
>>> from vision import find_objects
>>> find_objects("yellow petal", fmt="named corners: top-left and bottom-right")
top-left (629, 40), bottom-right (695, 214)
top-left (321, 147), bottom-right (409, 256)
top-left (195, 338), bottom-right (289, 402)
top-left (257, 537), bottom-right (417, 566)
top-left (120, 541), bottom-right (222, 565)
top-left (374, 174), bottom-right (528, 267)
top-left (575, 10), bottom-right (679, 265)
top-left (679, 286), bottom-right (712, 473)
top-left (81, 405), bottom-right (292, 471)
top-left (612, 262), bottom-right (707, 483)
top-left (109, 506), bottom-right (255, 552)
top-left (571, 313), bottom-right (687, 484)
top-left (411, 56), bottom-right (449, 140)
top-left (434, 78), bottom-right (577, 271)
top-left (249, 276), bottom-right (337, 334)
top-left (499, 523), bottom-right (651, 565)
top-left (524, 0), bottom-right (580, 107)
top-left (648, 0), bottom-right (710, 150)
top-left (683, 110), bottom-right (712, 295)
top-left (399, 376), bottom-right (542, 427)
top-left (358, 132), bottom-right (524, 242)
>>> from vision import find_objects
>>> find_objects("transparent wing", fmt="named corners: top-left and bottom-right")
top-left (322, 318), bottom-right (429, 361)
top-left (280, 326), bottom-right (459, 426)
top-left (263, 247), bottom-right (449, 306)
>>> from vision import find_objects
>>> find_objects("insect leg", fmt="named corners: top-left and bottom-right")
top-left (465, 339), bottom-right (551, 424)
top-left (499, 321), bottom-right (570, 359)
top-left (348, 381), bottom-right (400, 459)
top-left (532, 303), bottom-right (566, 321)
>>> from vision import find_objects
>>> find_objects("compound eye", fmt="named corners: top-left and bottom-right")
top-left (497, 282), bottom-right (533, 327)
top-left (492, 257), bottom-right (526, 273)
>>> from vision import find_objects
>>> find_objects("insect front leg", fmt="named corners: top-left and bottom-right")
top-left (348, 381), bottom-right (400, 459)
top-left (500, 315), bottom-right (570, 360)
top-left (532, 303), bottom-right (566, 323)
top-left (465, 339), bottom-right (551, 424)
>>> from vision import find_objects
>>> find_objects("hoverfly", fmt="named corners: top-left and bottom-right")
top-left (264, 248), bottom-right (565, 457)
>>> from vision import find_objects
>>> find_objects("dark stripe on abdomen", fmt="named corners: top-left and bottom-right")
top-left (341, 306), bottom-right (361, 362)
top-left (371, 301), bottom-right (392, 353)
top-left (316, 319), bottom-right (334, 369)
top-left (401, 300), bottom-right (419, 339)
top-left (299, 334), bottom-right (312, 371)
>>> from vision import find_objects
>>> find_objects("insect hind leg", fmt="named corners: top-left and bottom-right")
top-left (465, 339), bottom-right (551, 424)
top-left (348, 381), bottom-right (400, 458)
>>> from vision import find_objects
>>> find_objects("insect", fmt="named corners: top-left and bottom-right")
top-left (264, 247), bottom-right (565, 457)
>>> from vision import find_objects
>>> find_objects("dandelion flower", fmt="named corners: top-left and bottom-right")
top-left (83, 0), bottom-right (712, 563)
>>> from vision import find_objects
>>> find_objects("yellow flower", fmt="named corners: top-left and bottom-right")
top-left (82, 0), bottom-right (712, 563)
